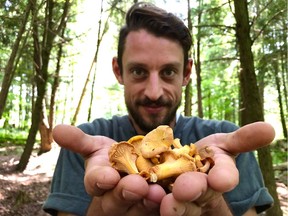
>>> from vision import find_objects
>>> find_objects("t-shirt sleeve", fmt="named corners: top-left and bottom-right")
top-left (224, 152), bottom-right (273, 216)
top-left (43, 148), bottom-right (91, 216)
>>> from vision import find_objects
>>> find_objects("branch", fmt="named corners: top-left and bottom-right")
top-left (252, 9), bottom-right (286, 43)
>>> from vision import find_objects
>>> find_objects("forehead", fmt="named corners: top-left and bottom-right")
top-left (123, 29), bottom-right (184, 65)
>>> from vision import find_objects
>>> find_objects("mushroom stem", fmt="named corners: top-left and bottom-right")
top-left (149, 156), bottom-right (197, 182)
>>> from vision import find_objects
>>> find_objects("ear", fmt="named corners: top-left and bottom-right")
top-left (182, 58), bottom-right (193, 86)
top-left (112, 57), bottom-right (124, 85)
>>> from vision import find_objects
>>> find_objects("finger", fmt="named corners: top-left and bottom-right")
top-left (160, 194), bottom-right (201, 216)
top-left (161, 173), bottom-right (224, 216)
top-left (161, 173), bottom-right (207, 216)
top-left (172, 153), bottom-right (238, 194)
top-left (207, 154), bottom-right (239, 192)
top-left (53, 124), bottom-right (120, 195)
top-left (85, 165), bottom-right (121, 196)
top-left (101, 175), bottom-right (150, 215)
top-left (53, 124), bottom-right (115, 156)
top-left (195, 122), bottom-right (275, 154)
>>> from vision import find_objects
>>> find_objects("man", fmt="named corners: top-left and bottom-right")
top-left (43, 2), bottom-right (274, 216)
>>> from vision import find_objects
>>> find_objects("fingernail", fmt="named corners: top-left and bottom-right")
top-left (96, 183), bottom-right (114, 189)
top-left (173, 202), bottom-right (186, 216)
top-left (122, 189), bottom-right (142, 201)
top-left (143, 199), bottom-right (159, 208)
top-left (191, 192), bottom-right (202, 201)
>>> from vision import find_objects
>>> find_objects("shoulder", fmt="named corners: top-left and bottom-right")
top-left (77, 115), bottom-right (136, 141)
top-left (175, 115), bottom-right (239, 143)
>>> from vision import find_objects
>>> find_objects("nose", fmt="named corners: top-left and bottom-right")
top-left (144, 72), bottom-right (164, 101)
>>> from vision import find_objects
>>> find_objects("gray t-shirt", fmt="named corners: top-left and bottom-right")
top-left (43, 115), bottom-right (273, 216)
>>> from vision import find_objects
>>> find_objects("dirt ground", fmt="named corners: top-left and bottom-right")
top-left (0, 145), bottom-right (59, 216)
top-left (0, 144), bottom-right (287, 216)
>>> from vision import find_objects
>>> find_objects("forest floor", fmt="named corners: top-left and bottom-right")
top-left (0, 143), bottom-right (287, 216)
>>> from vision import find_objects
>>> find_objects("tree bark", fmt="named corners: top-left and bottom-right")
top-left (233, 1), bottom-right (282, 215)
top-left (0, 0), bottom-right (32, 119)
top-left (17, 0), bottom-right (71, 171)
top-left (195, 0), bottom-right (203, 118)
top-left (272, 61), bottom-right (287, 140)
top-left (184, 0), bottom-right (193, 117)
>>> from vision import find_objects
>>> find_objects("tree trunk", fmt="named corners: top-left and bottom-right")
top-left (184, 79), bottom-right (192, 116)
top-left (88, 0), bottom-right (109, 122)
top-left (17, 0), bottom-right (48, 171)
top-left (195, 0), bottom-right (203, 118)
top-left (38, 100), bottom-right (53, 155)
top-left (233, 1), bottom-right (282, 215)
top-left (184, 0), bottom-right (193, 117)
top-left (0, 1), bottom-right (32, 119)
top-left (272, 61), bottom-right (287, 139)
top-left (17, 0), bottom-right (71, 171)
top-left (71, 59), bottom-right (93, 126)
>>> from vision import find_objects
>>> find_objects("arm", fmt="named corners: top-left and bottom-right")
top-left (52, 122), bottom-right (274, 216)
top-left (159, 122), bottom-right (275, 216)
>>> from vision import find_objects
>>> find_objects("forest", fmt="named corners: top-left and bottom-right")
top-left (0, 0), bottom-right (287, 215)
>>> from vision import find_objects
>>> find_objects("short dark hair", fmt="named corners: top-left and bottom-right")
top-left (117, 2), bottom-right (192, 74)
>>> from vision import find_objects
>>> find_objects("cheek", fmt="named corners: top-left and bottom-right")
top-left (124, 85), bottom-right (139, 101)
top-left (165, 84), bottom-right (183, 100)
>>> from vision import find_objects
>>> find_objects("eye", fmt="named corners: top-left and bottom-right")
top-left (161, 68), bottom-right (177, 78)
top-left (131, 67), bottom-right (147, 79)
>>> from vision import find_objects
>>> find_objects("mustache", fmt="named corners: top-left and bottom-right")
top-left (136, 97), bottom-right (172, 106)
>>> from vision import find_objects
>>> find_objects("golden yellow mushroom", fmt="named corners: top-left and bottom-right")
top-left (147, 153), bottom-right (197, 182)
top-left (141, 125), bottom-right (174, 158)
top-left (127, 135), bottom-right (144, 155)
top-left (108, 125), bottom-right (215, 187)
top-left (109, 141), bottom-right (139, 174)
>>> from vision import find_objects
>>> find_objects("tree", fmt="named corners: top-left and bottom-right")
top-left (195, 0), bottom-right (204, 118)
top-left (17, 0), bottom-right (71, 171)
top-left (0, 0), bottom-right (32, 119)
top-left (184, 0), bottom-right (193, 116)
top-left (233, 0), bottom-right (282, 215)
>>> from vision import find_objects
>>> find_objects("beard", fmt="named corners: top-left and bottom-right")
top-left (126, 96), bottom-right (181, 134)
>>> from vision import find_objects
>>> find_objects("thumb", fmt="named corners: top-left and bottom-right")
top-left (52, 124), bottom-right (115, 157)
top-left (222, 121), bottom-right (275, 154)
top-left (195, 122), bottom-right (275, 155)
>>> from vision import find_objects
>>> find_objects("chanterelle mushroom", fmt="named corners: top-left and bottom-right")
top-left (109, 141), bottom-right (139, 174)
top-left (147, 152), bottom-right (197, 182)
top-left (108, 125), bottom-right (215, 188)
top-left (127, 135), bottom-right (144, 155)
top-left (141, 125), bottom-right (174, 158)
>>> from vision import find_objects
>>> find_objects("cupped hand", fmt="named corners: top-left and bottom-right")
top-left (52, 124), bottom-right (166, 216)
top-left (160, 122), bottom-right (275, 216)
top-left (52, 122), bottom-right (274, 216)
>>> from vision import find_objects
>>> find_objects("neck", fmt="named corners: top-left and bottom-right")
top-left (128, 115), bottom-right (177, 135)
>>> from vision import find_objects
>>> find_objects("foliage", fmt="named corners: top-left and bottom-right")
top-left (270, 140), bottom-right (288, 165)
top-left (0, 0), bottom-right (286, 149)
top-left (0, 128), bottom-right (29, 146)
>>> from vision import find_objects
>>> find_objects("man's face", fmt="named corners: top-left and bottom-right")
top-left (113, 29), bottom-right (191, 134)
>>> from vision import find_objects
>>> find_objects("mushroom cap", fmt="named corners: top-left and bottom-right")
top-left (109, 141), bottom-right (139, 174)
top-left (141, 125), bottom-right (174, 158)
top-left (172, 138), bottom-right (183, 149)
top-left (127, 135), bottom-right (144, 155)
top-left (108, 125), bottom-right (215, 187)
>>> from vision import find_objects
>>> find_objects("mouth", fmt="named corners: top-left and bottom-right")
top-left (136, 97), bottom-right (171, 115)
top-left (142, 104), bottom-right (165, 114)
